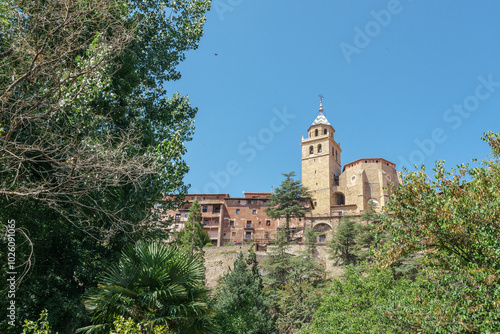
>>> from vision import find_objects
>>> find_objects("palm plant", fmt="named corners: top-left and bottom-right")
top-left (78, 241), bottom-right (218, 333)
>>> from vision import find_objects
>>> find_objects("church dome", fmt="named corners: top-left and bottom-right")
top-left (311, 101), bottom-right (331, 126)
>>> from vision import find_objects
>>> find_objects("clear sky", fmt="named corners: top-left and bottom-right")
top-left (167, 0), bottom-right (500, 197)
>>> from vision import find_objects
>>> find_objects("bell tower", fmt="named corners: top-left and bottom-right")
top-left (301, 100), bottom-right (342, 215)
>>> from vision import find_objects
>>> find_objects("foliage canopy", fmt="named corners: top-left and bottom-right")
top-left (80, 241), bottom-right (216, 334)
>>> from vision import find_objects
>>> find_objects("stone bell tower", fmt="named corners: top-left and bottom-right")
top-left (301, 100), bottom-right (342, 215)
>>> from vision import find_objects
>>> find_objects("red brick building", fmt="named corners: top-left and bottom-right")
top-left (163, 192), bottom-right (306, 247)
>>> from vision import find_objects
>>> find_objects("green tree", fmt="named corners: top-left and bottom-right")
top-left (272, 227), bottom-right (324, 334)
top-left (0, 0), bottom-right (210, 332)
top-left (328, 216), bottom-right (359, 266)
top-left (290, 227), bottom-right (325, 285)
top-left (303, 226), bottom-right (318, 256)
top-left (262, 227), bottom-right (325, 333)
top-left (263, 210), bottom-right (323, 290)
top-left (328, 205), bottom-right (398, 272)
top-left (79, 241), bottom-right (217, 334)
top-left (298, 267), bottom-right (405, 334)
top-left (176, 199), bottom-right (211, 254)
top-left (374, 131), bottom-right (500, 332)
top-left (275, 281), bottom-right (321, 334)
top-left (262, 229), bottom-right (296, 289)
top-left (265, 172), bottom-right (312, 241)
top-left (0, 200), bottom-right (129, 333)
top-left (109, 316), bottom-right (173, 334)
top-left (213, 251), bottom-right (275, 334)
top-left (263, 172), bottom-right (316, 292)
top-left (0, 0), bottom-right (210, 229)
top-left (21, 310), bottom-right (56, 334)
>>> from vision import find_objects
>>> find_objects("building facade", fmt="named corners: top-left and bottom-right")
top-left (163, 192), bottom-right (303, 247)
top-left (163, 101), bottom-right (400, 246)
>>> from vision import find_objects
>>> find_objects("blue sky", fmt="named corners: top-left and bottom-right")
top-left (168, 0), bottom-right (500, 196)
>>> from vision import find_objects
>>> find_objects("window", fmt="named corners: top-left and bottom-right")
top-left (245, 231), bottom-right (252, 239)
top-left (175, 224), bottom-right (179, 228)
top-left (175, 214), bottom-right (180, 221)
top-left (315, 129), bottom-right (318, 136)
top-left (223, 233), bottom-right (226, 237)
top-left (203, 220), bottom-right (208, 225)
top-left (215, 220), bottom-right (219, 224)
top-left (202, 196), bottom-right (205, 200)
top-left (216, 196), bottom-right (219, 199)
top-left (184, 213), bottom-right (188, 218)
top-left (309, 146), bottom-right (313, 154)
top-left (191, 197), bottom-right (194, 200)
top-left (236, 209), bottom-right (240, 214)
top-left (319, 235), bottom-right (326, 242)
top-left (246, 220), bottom-right (252, 227)
top-left (317, 144), bottom-right (322, 153)
top-left (299, 218), bottom-right (301, 221)
top-left (232, 232), bottom-right (236, 236)
top-left (266, 220), bottom-right (271, 226)
top-left (202, 206), bottom-right (208, 212)
top-left (214, 206), bottom-right (220, 213)
top-left (252, 209), bottom-right (257, 214)
top-left (229, 220), bottom-right (234, 226)
top-left (334, 192), bottom-right (345, 205)
top-left (264, 232), bottom-right (269, 238)
top-left (324, 129), bottom-right (327, 135)
top-left (263, 200), bottom-right (267, 204)
top-left (247, 200), bottom-right (252, 204)
top-left (237, 200), bottom-right (240, 204)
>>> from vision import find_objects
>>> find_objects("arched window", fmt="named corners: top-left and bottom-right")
top-left (315, 129), bottom-right (318, 136)
top-left (317, 144), bottom-right (322, 153)
top-left (334, 192), bottom-right (345, 205)
top-left (324, 129), bottom-right (327, 135)
top-left (368, 199), bottom-right (380, 207)
top-left (309, 146), bottom-right (313, 154)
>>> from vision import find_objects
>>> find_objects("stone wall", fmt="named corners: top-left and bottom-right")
top-left (203, 244), bottom-right (344, 290)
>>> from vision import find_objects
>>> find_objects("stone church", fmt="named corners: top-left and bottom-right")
top-left (163, 100), bottom-right (400, 246)
top-left (300, 100), bottom-right (400, 239)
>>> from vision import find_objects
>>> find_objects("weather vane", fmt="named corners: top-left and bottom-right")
top-left (319, 93), bottom-right (324, 102)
